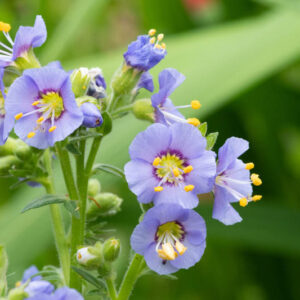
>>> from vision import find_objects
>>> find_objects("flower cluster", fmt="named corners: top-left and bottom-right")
top-left (13, 266), bottom-right (83, 300)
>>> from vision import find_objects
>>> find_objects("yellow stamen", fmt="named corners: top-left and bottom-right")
top-left (162, 243), bottom-right (176, 260)
top-left (14, 113), bottom-right (23, 120)
top-left (157, 33), bottom-right (164, 41)
top-left (0, 22), bottom-right (11, 32)
top-left (82, 85), bottom-right (86, 90)
top-left (152, 157), bottom-right (161, 166)
top-left (15, 281), bottom-right (21, 287)
top-left (32, 100), bottom-right (40, 106)
top-left (148, 29), bottom-right (156, 36)
top-left (49, 126), bottom-right (57, 133)
top-left (27, 132), bottom-right (35, 139)
top-left (36, 116), bottom-right (44, 124)
top-left (150, 37), bottom-right (156, 44)
top-left (175, 241), bottom-right (187, 255)
top-left (157, 249), bottom-right (168, 260)
top-left (187, 118), bottom-right (200, 127)
top-left (154, 44), bottom-right (162, 49)
top-left (245, 162), bottom-right (254, 170)
top-left (251, 173), bottom-right (262, 186)
top-left (173, 167), bottom-right (180, 177)
top-left (161, 42), bottom-right (166, 49)
top-left (191, 100), bottom-right (201, 110)
top-left (239, 197), bottom-right (248, 207)
top-left (77, 253), bottom-right (82, 259)
top-left (154, 186), bottom-right (163, 192)
top-left (252, 195), bottom-right (262, 202)
top-left (184, 165), bottom-right (193, 174)
top-left (184, 185), bottom-right (194, 192)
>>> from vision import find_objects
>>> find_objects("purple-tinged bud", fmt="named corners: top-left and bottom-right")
top-left (80, 102), bottom-right (103, 128)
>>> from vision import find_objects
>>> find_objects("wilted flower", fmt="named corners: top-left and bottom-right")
top-left (131, 203), bottom-right (206, 274)
top-left (213, 137), bottom-right (262, 225)
top-left (125, 123), bottom-right (216, 208)
top-left (0, 15), bottom-right (46, 68)
top-left (135, 71), bottom-right (154, 93)
top-left (5, 66), bottom-right (83, 149)
top-left (123, 29), bottom-right (167, 71)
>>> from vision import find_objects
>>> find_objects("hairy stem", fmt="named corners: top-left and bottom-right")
top-left (117, 254), bottom-right (144, 300)
top-left (43, 149), bottom-right (70, 285)
top-left (106, 278), bottom-right (118, 300)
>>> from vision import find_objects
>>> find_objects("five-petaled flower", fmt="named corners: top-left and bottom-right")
top-left (131, 203), bottom-right (206, 274)
top-left (125, 123), bottom-right (216, 208)
top-left (123, 29), bottom-right (167, 71)
top-left (0, 15), bottom-right (46, 68)
top-left (151, 68), bottom-right (201, 127)
top-left (5, 66), bottom-right (83, 149)
top-left (213, 137), bottom-right (262, 225)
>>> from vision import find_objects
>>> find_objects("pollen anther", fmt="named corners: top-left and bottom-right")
top-left (173, 168), bottom-right (180, 177)
top-left (49, 126), bottom-right (57, 133)
top-left (0, 22), bottom-right (11, 32)
top-left (150, 37), bottom-right (156, 44)
top-left (27, 132), bottom-right (35, 139)
top-left (32, 100), bottom-right (40, 106)
top-left (153, 157), bottom-right (161, 166)
top-left (36, 116), bottom-right (44, 124)
top-left (187, 118), bottom-right (200, 127)
top-left (14, 113), bottom-right (23, 120)
top-left (148, 29), bottom-right (156, 36)
top-left (191, 100), bottom-right (201, 110)
top-left (239, 197), bottom-right (248, 207)
top-left (252, 195), bottom-right (262, 202)
top-left (184, 185), bottom-right (194, 192)
top-left (157, 33), bottom-right (164, 41)
top-left (251, 173), bottom-right (262, 186)
top-left (154, 186), bottom-right (163, 192)
top-left (184, 165), bottom-right (193, 174)
top-left (245, 162), bottom-right (254, 170)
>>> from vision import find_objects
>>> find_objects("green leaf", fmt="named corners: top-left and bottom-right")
top-left (199, 122), bottom-right (208, 136)
top-left (68, 131), bottom-right (103, 143)
top-left (0, 245), bottom-right (7, 297)
top-left (93, 163), bottom-right (125, 180)
top-left (206, 132), bottom-right (219, 150)
top-left (65, 143), bottom-right (81, 155)
top-left (63, 200), bottom-right (80, 219)
top-left (71, 266), bottom-right (106, 290)
top-left (21, 195), bottom-right (68, 213)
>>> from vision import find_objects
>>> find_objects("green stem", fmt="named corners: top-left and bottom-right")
top-left (117, 254), bottom-right (144, 300)
top-left (85, 136), bottom-right (103, 175)
top-left (106, 278), bottom-right (117, 300)
top-left (55, 143), bottom-right (82, 290)
top-left (43, 149), bottom-right (70, 285)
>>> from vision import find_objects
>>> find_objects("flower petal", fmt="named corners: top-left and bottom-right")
top-left (54, 287), bottom-right (84, 300)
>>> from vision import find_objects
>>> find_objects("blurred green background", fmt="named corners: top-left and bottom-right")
top-left (1, 0), bottom-right (300, 299)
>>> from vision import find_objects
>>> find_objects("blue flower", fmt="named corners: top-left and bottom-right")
top-left (136, 71), bottom-right (154, 92)
top-left (131, 203), bottom-right (206, 275)
top-left (25, 280), bottom-right (55, 298)
top-left (80, 102), bottom-right (103, 128)
top-left (213, 137), bottom-right (262, 225)
top-left (53, 287), bottom-right (84, 300)
top-left (5, 66), bottom-right (83, 149)
top-left (125, 123), bottom-right (216, 208)
top-left (0, 16), bottom-right (46, 67)
top-left (151, 68), bottom-right (201, 127)
top-left (86, 67), bottom-right (106, 99)
top-left (123, 30), bottom-right (167, 71)
top-left (22, 265), bottom-right (42, 283)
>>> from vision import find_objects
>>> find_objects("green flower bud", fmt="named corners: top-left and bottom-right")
top-left (76, 242), bottom-right (102, 269)
top-left (13, 140), bottom-right (32, 161)
top-left (87, 178), bottom-right (101, 197)
top-left (132, 99), bottom-right (154, 122)
top-left (97, 261), bottom-right (112, 278)
top-left (103, 238), bottom-right (120, 262)
top-left (70, 68), bottom-right (91, 97)
top-left (7, 288), bottom-right (27, 300)
top-left (0, 138), bottom-right (18, 157)
top-left (87, 193), bottom-right (122, 218)
top-left (0, 156), bottom-right (21, 175)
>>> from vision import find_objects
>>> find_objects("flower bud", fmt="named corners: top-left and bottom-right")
top-left (87, 193), bottom-right (122, 218)
top-left (0, 137), bottom-right (18, 156)
top-left (76, 242), bottom-right (102, 269)
top-left (0, 155), bottom-right (21, 175)
top-left (103, 238), bottom-right (120, 262)
top-left (87, 68), bottom-right (106, 99)
top-left (13, 140), bottom-right (32, 160)
top-left (80, 102), bottom-right (103, 128)
top-left (70, 67), bottom-right (91, 97)
top-left (132, 99), bottom-right (154, 122)
top-left (7, 288), bottom-right (28, 300)
top-left (87, 178), bottom-right (101, 197)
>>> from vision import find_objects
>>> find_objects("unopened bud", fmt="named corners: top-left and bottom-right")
top-left (103, 238), bottom-right (120, 262)
top-left (88, 178), bottom-right (101, 197)
top-left (87, 193), bottom-right (122, 218)
top-left (76, 242), bottom-right (102, 269)
top-left (70, 68), bottom-right (91, 97)
top-left (132, 99), bottom-right (154, 122)
top-left (0, 155), bottom-right (21, 175)
top-left (7, 288), bottom-right (28, 300)
top-left (80, 102), bottom-right (103, 128)
top-left (13, 140), bottom-right (31, 160)
top-left (0, 137), bottom-right (18, 156)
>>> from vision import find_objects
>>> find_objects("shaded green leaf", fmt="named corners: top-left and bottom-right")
top-left (68, 131), bottom-right (103, 143)
top-left (63, 201), bottom-right (80, 219)
top-left (21, 195), bottom-right (67, 213)
top-left (65, 143), bottom-right (81, 155)
top-left (93, 163), bottom-right (125, 180)
top-left (206, 132), bottom-right (219, 150)
top-left (199, 122), bottom-right (208, 136)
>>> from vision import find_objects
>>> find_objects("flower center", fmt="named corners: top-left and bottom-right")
top-left (14, 91), bottom-right (64, 139)
top-left (152, 152), bottom-right (194, 192)
top-left (155, 221), bottom-right (187, 261)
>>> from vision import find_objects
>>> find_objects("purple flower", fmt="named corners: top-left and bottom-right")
top-left (213, 137), bottom-right (262, 225)
top-left (86, 67), bottom-right (106, 99)
top-left (24, 280), bottom-right (55, 297)
top-left (123, 32), bottom-right (166, 71)
top-left (124, 123), bottom-right (216, 208)
top-left (136, 71), bottom-right (154, 92)
top-left (53, 287), bottom-right (84, 300)
top-left (5, 66), bottom-right (83, 149)
top-left (80, 102), bottom-right (103, 128)
top-left (22, 265), bottom-right (42, 283)
top-left (0, 16), bottom-right (46, 67)
top-left (131, 203), bottom-right (206, 275)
